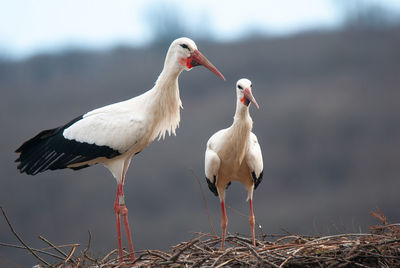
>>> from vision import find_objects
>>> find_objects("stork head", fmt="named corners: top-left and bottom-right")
top-left (168, 37), bottom-right (225, 80)
top-left (236, 78), bottom-right (259, 109)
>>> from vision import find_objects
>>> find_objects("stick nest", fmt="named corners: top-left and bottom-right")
top-left (36, 224), bottom-right (400, 267)
top-left (2, 207), bottom-right (400, 267)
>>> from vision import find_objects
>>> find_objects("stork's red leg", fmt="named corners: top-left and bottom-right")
top-left (249, 198), bottom-right (256, 246)
top-left (114, 181), bottom-right (135, 262)
top-left (121, 206), bottom-right (135, 261)
top-left (114, 183), bottom-right (124, 261)
top-left (220, 201), bottom-right (228, 249)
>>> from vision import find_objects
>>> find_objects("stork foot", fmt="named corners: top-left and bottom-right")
top-left (114, 182), bottom-right (135, 263)
top-left (121, 204), bottom-right (135, 262)
top-left (114, 204), bottom-right (135, 262)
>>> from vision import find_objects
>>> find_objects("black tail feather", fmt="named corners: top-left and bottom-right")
top-left (15, 115), bottom-right (120, 175)
top-left (206, 176), bottom-right (218, 197)
top-left (252, 170), bottom-right (264, 190)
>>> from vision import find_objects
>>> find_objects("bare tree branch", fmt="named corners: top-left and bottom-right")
top-left (0, 206), bottom-right (52, 267)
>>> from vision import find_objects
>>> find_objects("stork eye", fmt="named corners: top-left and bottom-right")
top-left (180, 44), bottom-right (189, 50)
top-left (250, 84), bottom-right (252, 88)
top-left (238, 85), bottom-right (243, 90)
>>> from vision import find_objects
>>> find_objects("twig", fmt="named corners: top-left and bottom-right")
top-left (244, 242), bottom-right (280, 268)
top-left (0, 242), bottom-right (65, 260)
top-left (83, 230), bottom-right (98, 264)
top-left (101, 248), bottom-right (119, 263)
top-left (280, 227), bottom-right (293, 236)
top-left (40, 243), bottom-right (81, 250)
top-left (0, 206), bottom-right (51, 267)
top-left (279, 246), bottom-right (304, 267)
top-left (130, 253), bottom-right (145, 266)
top-left (370, 207), bottom-right (387, 225)
top-left (311, 233), bottom-right (390, 243)
top-left (274, 234), bottom-right (309, 244)
top-left (170, 236), bottom-right (202, 262)
top-left (211, 247), bottom-right (235, 267)
top-left (371, 238), bottom-right (400, 246)
top-left (214, 259), bottom-right (233, 268)
top-left (146, 249), bottom-right (169, 261)
top-left (189, 168), bottom-right (217, 237)
top-left (38, 235), bottom-right (77, 264)
top-left (57, 244), bottom-right (77, 268)
top-left (84, 229), bottom-right (92, 255)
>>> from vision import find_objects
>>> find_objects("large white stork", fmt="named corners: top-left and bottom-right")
top-left (205, 78), bottom-right (263, 249)
top-left (15, 37), bottom-right (225, 262)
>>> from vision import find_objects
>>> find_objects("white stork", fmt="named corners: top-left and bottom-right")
top-left (15, 37), bottom-right (225, 262)
top-left (205, 78), bottom-right (263, 249)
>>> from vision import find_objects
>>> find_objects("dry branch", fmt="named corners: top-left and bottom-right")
top-left (0, 206), bottom-right (51, 267)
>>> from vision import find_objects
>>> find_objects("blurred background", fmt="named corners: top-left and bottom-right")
top-left (1, 0), bottom-right (400, 266)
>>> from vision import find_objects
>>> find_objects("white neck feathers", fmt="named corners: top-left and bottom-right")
top-left (223, 100), bottom-right (253, 163)
top-left (233, 98), bottom-right (253, 129)
top-left (150, 63), bottom-right (183, 141)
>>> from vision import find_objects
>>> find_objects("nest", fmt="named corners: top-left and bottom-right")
top-left (93, 225), bottom-right (400, 268)
top-left (27, 224), bottom-right (400, 267)
top-left (2, 207), bottom-right (400, 267)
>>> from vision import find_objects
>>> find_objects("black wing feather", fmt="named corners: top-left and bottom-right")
top-left (15, 115), bottom-right (120, 175)
top-left (206, 176), bottom-right (218, 197)
top-left (252, 170), bottom-right (264, 190)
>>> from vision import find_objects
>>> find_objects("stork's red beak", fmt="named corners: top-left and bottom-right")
top-left (188, 50), bottom-right (225, 81)
top-left (244, 88), bottom-right (259, 109)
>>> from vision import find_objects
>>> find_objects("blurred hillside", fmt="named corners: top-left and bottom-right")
top-left (1, 26), bottom-right (400, 266)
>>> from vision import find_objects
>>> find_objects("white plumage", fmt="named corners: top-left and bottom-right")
top-left (16, 37), bottom-right (225, 262)
top-left (205, 78), bottom-right (263, 248)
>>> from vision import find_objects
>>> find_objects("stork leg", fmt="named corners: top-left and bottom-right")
top-left (114, 182), bottom-right (135, 262)
top-left (249, 198), bottom-right (256, 246)
top-left (114, 184), bottom-right (123, 261)
top-left (220, 201), bottom-right (228, 249)
top-left (121, 205), bottom-right (135, 261)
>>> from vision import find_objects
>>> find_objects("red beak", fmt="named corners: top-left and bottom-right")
top-left (244, 88), bottom-right (259, 109)
top-left (188, 49), bottom-right (225, 81)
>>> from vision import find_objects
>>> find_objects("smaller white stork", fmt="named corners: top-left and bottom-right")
top-left (205, 78), bottom-right (263, 249)
top-left (15, 37), bottom-right (225, 262)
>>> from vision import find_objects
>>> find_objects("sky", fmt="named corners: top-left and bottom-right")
top-left (1, 0), bottom-right (399, 60)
